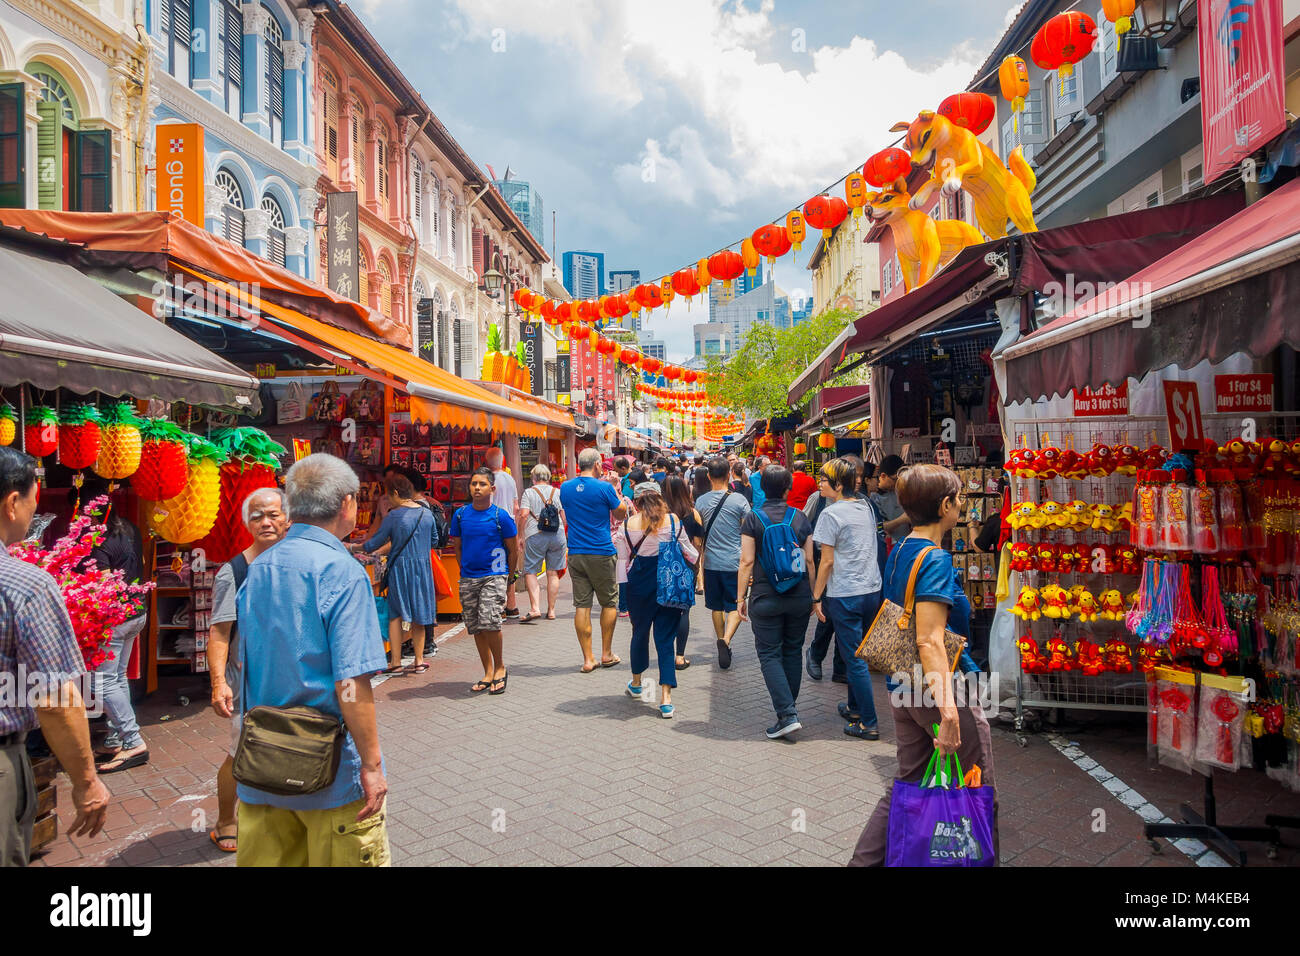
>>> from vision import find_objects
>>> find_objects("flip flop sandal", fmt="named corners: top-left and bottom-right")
top-left (98, 750), bottom-right (149, 774)
top-left (519, 614), bottom-right (542, 624)
top-left (470, 679), bottom-right (493, 693)
top-left (410, 663), bottom-right (430, 674)
top-left (382, 665), bottom-right (408, 676)
top-left (209, 829), bottom-right (238, 853)
top-left (94, 748), bottom-right (122, 763)
top-left (717, 639), bottom-right (733, 670)
top-left (600, 656), bottom-right (622, 668)
top-left (580, 663), bottom-right (599, 673)
top-left (676, 658), bottom-right (691, 669)
top-left (489, 676), bottom-right (507, 695)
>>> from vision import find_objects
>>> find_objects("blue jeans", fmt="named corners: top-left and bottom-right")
top-left (618, 582), bottom-right (628, 613)
top-left (808, 614), bottom-right (846, 679)
top-left (750, 592), bottom-right (812, 721)
top-left (626, 556), bottom-right (681, 689)
top-left (98, 615), bottom-right (147, 750)
top-left (824, 593), bottom-right (881, 727)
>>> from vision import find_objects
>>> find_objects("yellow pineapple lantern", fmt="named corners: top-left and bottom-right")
top-left (0, 404), bottom-right (15, 446)
top-left (147, 435), bottom-right (226, 544)
top-left (93, 402), bottom-right (143, 480)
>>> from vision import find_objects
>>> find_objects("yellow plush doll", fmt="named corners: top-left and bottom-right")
top-left (1041, 584), bottom-right (1071, 619)
top-left (1008, 501), bottom-right (1038, 530)
top-left (1033, 500), bottom-right (1062, 530)
top-left (1074, 588), bottom-right (1099, 623)
top-left (1089, 502), bottom-right (1116, 533)
top-left (1062, 500), bottom-right (1090, 531)
top-left (1012, 585), bottom-right (1041, 621)
top-left (1097, 588), bottom-right (1126, 621)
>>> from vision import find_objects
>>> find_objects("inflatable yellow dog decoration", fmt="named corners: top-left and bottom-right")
top-left (890, 110), bottom-right (1037, 239)
top-left (865, 179), bottom-right (983, 292)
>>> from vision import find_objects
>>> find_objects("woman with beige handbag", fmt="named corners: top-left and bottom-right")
top-left (848, 464), bottom-right (996, 866)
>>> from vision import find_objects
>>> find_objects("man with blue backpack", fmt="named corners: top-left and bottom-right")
top-left (736, 465), bottom-right (817, 739)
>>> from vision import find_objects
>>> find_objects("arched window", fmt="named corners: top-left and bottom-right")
top-left (31, 69), bottom-right (75, 123)
top-left (215, 168), bottom-right (245, 245)
top-left (358, 247), bottom-right (370, 306)
top-left (262, 194), bottom-right (286, 267)
top-left (378, 257), bottom-right (392, 316)
top-left (219, 0), bottom-right (242, 116)
top-left (29, 65), bottom-right (107, 212)
top-left (264, 7), bottom-right (285, 146)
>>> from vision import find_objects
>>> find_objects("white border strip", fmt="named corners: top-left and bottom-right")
top-left (1043, 733), bottom-right (1228, 867)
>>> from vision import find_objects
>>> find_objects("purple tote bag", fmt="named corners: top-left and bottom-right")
top-left (886, 747), bottom-right (995, 867)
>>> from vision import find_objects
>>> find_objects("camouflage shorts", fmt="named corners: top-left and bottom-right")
top-left (459, 574), bottom-right (508, 634)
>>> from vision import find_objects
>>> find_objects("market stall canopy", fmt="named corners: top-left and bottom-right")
top-left (797, 385), bottom-right (871, 434)
top-left (1002, 179), bottom-right (1300, 402)
top-left (0, 210), bottom-right (410, 348)
top-left (0, 231), bottom-right (260, 411)
top-left (472, 381), bottom-right (576, 438)
top-left (787, 194), bottom-right (1245, 406)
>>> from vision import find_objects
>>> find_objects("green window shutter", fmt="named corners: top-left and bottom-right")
top-left (36, 100), bottom-right (62, 210)
top-left (0, 83), bottom-right (24, 208)
top-left (74, 129), bottom-right (112, 212)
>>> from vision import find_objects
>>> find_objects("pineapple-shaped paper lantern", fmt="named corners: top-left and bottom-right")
top-left (94, 402), bottom-right (143, 479)
top-left (133, 418), bottom-right (190, 501)
top-left (794, 440), bottom-right (808, 456)
top-left (148, 435), bottom-right (227, 544)
top-left (481, 323), bottom-right (508, 382)
top-left (58, 404), bottom-right (102, 471)
top-left (24, 406), bottom-right (59, 459)
top-left (817, 428), bottom-right (836, 450)
top-left (515, 342), bottom-right (531, 392)
top-left (0, 405), bottom-right (14, 446)
top-left (193, 428), bottom-right (285, 562)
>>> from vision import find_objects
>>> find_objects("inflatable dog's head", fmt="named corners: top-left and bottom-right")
top-left (890, 110), bottom-right (956, 170)
top-left (863, 179), bottom-right (912, 223)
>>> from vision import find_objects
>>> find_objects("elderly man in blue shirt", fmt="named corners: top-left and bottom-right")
top-left (234, 453), bottom-right (390, 867)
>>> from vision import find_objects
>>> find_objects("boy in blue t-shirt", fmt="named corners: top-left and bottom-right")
top-left (450, 467), bottom-right (518, 695)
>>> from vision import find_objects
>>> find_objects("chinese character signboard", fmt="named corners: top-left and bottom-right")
top-left (1214, 373), bottom-right (1273, 412)
top-left (520, 321), bottom-right (542, 397)
top-left (1073, 382), bottom-right (1129, 417)
top-left (555, 339), bottom-right (570, 405)
top-left (156, 123), bottom-right (204, 225)
top-left (1199, 0), bottom-right (1285, 183)
top-left (326, 191), bottom-right (360, 301)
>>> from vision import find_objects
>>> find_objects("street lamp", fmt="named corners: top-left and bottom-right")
top-left (482, 266), bottom-right (504, 297)
top-left (1136, 0), bottom-right (1181, 37)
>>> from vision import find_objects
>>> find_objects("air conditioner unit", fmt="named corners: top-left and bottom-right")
top-left (1117, 35), bottom-right (1160, 73)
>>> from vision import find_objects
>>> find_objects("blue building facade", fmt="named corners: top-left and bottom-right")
top-left (562, 249), bottom-right (604, 298)
top-left (148, 0), bottom-right (321, 277)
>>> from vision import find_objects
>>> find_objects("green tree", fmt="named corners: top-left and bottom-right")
top-left (705, 307), bottom-right (867, 419)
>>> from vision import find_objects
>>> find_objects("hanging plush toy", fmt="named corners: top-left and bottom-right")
top-left (1017, 636), bottom-right (1048, 673)
top-left (1098, 589), bottom-right (1127, 620)
top-left (1035, 441), bottom-right (1063, 479)
top-left (1075, 638), bottom-right (1105, 676)
top-left (1086, 442), bottom-right (1115, 477)
top-left (1101, 637), bottom-right (1133, 673)
top-left (1113, 443), bottom-right (1140, 476)
top-left (1009, 542), bottom-right (1033, 571)
top-left (1088, 502), bottom-right (1116, 533)
top-left (1074, 588), bottom-right (1100, 623)
top-left (1061, 499), bottom-right (1089, 530)
top-left (1008, 501), bottom-right (1039, 530)
top-left (1034, 500), bottom-right (1062, 529)
top-left (1044, 635), bottom-right (1071, 671)
top-left (1041, 584), bottom-right (1071, 619)
top-left (1012, 585), bottom-right (1042, 620)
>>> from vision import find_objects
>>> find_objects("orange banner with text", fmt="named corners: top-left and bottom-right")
top-left (156, 123), bottom-right (205, 226)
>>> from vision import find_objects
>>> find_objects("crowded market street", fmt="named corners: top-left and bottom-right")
top-left (28, 592), bottom-right (1300, 869)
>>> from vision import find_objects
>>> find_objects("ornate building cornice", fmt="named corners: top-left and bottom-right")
top-left (8, 0), bottom-right (137, 68)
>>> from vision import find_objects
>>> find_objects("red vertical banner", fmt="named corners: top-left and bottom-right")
top-left (1199, 0), bottom-right (1285, 183)
top-left (1163, 380), bottom-right (1205, 451)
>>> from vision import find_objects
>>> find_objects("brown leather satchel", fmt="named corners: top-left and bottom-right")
top-left (855, 545), bottom-right (966, 678)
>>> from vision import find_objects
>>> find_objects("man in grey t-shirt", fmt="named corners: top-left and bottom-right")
top-left (206, 487), bottom-right (288, 854)
top-left (695, 457), bottom-right (751, 670)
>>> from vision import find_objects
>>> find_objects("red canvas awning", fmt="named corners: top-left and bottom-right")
top-left (786, 194), bottom-right (1243, 406)
top-left (1003, 178), bottom-right (1300, 401)
top-left (0, 210), bottom-right (410, 348)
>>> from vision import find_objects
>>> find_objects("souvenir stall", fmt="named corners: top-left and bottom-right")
top-left (996, 179), bottom-right (1300, 864)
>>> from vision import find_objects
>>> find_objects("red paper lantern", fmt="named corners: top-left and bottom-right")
top-left (671, 268), bottom-right (701, 300)
top-left (641, 356), bottom-right (662, 375)
top-left (577, 299), bottom-right (601, 324)
top-left (605, 294), bottom-right (630, 321)
top-left (662, 365), bottom-right (683, 382)
top-left (1031, 12), bottom-right (1097, 80)
top-left (633, 283), bottom-right (663, 310)
top-left (555, 301), bottom-right (573, 324)
top-left (683, 370), bottom-right (699, 385)
top-left (751, 224), bottom-right (792, 266)
top-left (619, 348), bottom-right (640, 366)
top-left (707, 250), bottom-right (744, 289)
top-left (513, 288), bottom-right (535, 311)
top-left (937, 92), bottom-right (996, 135)
top-left (596, 336), bottom-right (617, 355)
top-left (803, 195), bottom-right (849, 239)
top-left (539, 298), bottom-right (557, 323)
top-left (863, 148), bottom-right (912, 187)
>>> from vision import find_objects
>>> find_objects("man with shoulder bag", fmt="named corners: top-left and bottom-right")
top-left (231, 455), bottom-right (390, 867)
top-left (694, 457), bottom-right (751, 670)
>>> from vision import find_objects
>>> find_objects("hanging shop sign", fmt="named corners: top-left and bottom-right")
top-left (556, 338), bottom-right (571, 405)
top-left (1073, 382), bottom-right (1129, 417)
top-left (1213, 373), bottom-right (1273, 412)
top-left (326, 191), bottom-right (360, 301)
top-left (156, 123), bottom-right (204, 226)
top-left (1163, 380), bottom-right (1205, 450)
top-left (1198, 0), bottom-right (1286, 183)
top-left (520, 320), bottom-right (543, 397)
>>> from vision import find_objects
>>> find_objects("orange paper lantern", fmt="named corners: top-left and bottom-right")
top-left (998, 55), bottom-right (1030, 113)
top-left (845, 173), bottom-right (869, 221)
top-left (659, 276), bottom-right (675, 307)
top-left (604, 294), bottom-right (630, 320)
top-left (1032, 12), bottom-right (1097, 81)
top-left (662, 365), bottom-right (682, 382)
top-left (863, 148), bottom-right (912, 187)
top-left (785, 211), bottom-right (807, 253)
top-left (740, 237), bottom-right (760, 276)
top-left (751, 224), bottom-right (791, 266)
top-left (696, 257), bottom-right (711, 287)
top-left (555, 301), bottom-right (573, 324)
top-left (633, 283), bottom-right (663, 310)
top-left (938, 92), bottom-right (996, 135)
top-left (540, 299), bottom-right (557, 323)
top-left (1101, 0), bottom-right (1135, 35)
top-left (682, 370), bottom-right (699, 385)
top-left (641, 356), bottom-right (662, 375)
top-left (707, 250), bottom-right (744, 289)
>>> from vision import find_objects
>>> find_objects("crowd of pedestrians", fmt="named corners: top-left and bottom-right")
top-left (0, 437), bottom-right (995, 868)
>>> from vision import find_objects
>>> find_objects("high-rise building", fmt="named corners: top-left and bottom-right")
top-left (791, 293), bottom-right (814, 326)
top-left (562, 250), bottom-right (605, 298)
top-left (694, 322), bottom-right (732, 357)
top-left (638, 331), bottom-right (666, 362)
top-left (493, 178), bottom-right (545, 248)
top-left (708, 259), bottom-right (764, 317)
top-left (712, 279), bottom-right (794, 350)
top-left (607, 269), bottom-right (639, 292)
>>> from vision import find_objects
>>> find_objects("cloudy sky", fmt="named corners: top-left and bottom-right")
top-left (354, 0), bottom-right (1021, 360)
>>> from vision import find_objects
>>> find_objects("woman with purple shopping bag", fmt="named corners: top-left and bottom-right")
top-left (848, 464), bottom-right (997, 866)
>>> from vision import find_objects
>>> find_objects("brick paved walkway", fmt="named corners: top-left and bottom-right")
top-left (31, 581), bottom-right (1300, 867)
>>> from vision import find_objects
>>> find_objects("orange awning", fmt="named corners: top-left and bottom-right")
top-left (0, 209), bottom-right (409, 348)
top-left (471, 381), bottom-right (576, 438)
top-left (180, 267), bottom-right (559, 439)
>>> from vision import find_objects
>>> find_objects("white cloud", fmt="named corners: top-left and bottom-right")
top-left (1003, 2), bottom-right (1024, 29)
